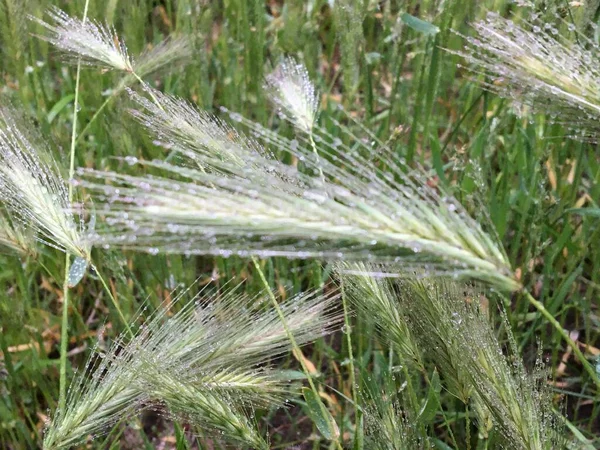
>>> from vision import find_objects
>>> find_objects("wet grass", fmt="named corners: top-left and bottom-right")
top-left (0, 0), bottom-right (599, 448)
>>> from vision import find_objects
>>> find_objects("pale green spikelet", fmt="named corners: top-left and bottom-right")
top-left (0, 106), bottom-right (89, 260)
top-left (398, 279), bottom-right (562, 449)
top-left (0, 209), bottom-right (37, 257)
top-left (43, 286), bottom-right (338, 449)
top-left (451, 12), bottom-right (600, 140)
top-left (31, 7), bottom-right (190, 78)
top-left (80, 65), bottom-right (520, 291)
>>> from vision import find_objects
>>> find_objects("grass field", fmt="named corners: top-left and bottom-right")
top-left (0, 0), bottom-right (599, 448)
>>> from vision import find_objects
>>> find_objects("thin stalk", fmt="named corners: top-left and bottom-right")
top-left (308, 133), bottom-right (325, 184)
top-left (340, 279), bottom-right (360, 435)
top-left (75, 94), bottom-right (115, 144)
top-left (92, 264), bottom-right (132, 338)
top-left (131, 72), bottom-right (164, 111)
top-left (465, 404), bottom-right (471, 450)
top-left (251, 257), bottom-right (342, 449)
top-left (524, 291), bottom-right (600, 390)
top-left (59, 0), bottom-right (91, 414)
top-left (76, 69), bottom-right (167, 145)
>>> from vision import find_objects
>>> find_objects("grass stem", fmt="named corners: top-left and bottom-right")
top-left (524, 291), bottom-right (600, 391)
top-left (251, 257), bottom-right (342, 449)
top-left (340, 279), bottom-right (360, 440)
top-left (131, 72), bottom-right (164, 111)
top-left (75, 94), bottom-right (114, 144)
top-left (92, 265), bottom-right (133, 338)
top-left (58, 252), bottom-right (71, 413)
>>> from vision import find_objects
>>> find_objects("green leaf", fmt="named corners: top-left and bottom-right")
top-left (274, 369), bottom-right (307, 381)
top-left (568, 208), bottom-right (600, 218)
top-left (418, 368), bottom-right (441, 423)
top-left (352, 412), bottom-right (364, 450)
top-left (401, 13), bottom-right (439, 36)
top-left (174, 423), bottom-right (190, 450)
top-left (47, 94), bottom-right (75, 124)
top-left (302, 387), bottom-right (340, 441)
top-left (432, 438), bottom-right (455, 450)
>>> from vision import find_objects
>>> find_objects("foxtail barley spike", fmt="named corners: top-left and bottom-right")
top-left (451, 12), bottom-right (600, 139)
top-left (82, 153), bottom-right (519, 291)
top-left (265, 57), bottom-right (319, 134)
top-left (43, 286), bottom-right (339, 449)
top-left (31, 8), bottom-right (191, 79)
top-left (31, 7), bottom-right (133, 72)
top-left (82, 57), bottom-right (520, 291)
top-left (128, 87), bottom-right (265, 170)
top-left (348, 270), bottom-right (562, 449)
top-left (125, 36), bottom-right (191, 81)
top-left (399, 279), bottom-right (561, 449)
top-left (0, 209), bottom-right (37, 257)
top-left (0, 107), bottom-right (89, 260)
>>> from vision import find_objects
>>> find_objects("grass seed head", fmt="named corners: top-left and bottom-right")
top-left (83, 54), bottom-right (520, 292)
top-left (399, 279), bottom-right (562, 449)
top-left (452, 12), bottom-right (600, 139)
top-left (128, 87), bottom-right (265, 171)
top-left (341, 262), bottom-right (422, 368)
top-left (0, 107), bottom-right (89, 259)
top-left (43, 286), bottom-right (338, 449)
top-left (0, 209), bottom-right (37, 257)
top-left (82, 154), bottom-right (519, 291)
top-left (126, 35), bottom-right (192, 81)
top-left (31, 7), bottom-right (133, 72)
top-left (265, 57), bottom-right (319, 133)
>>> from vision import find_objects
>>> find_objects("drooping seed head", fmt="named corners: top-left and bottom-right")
top-left (0, 107), bottom-right (89, 259)
top-left (451, 12), bottom-right (600, 139)
top-left (31, 7), bottom-right (133, 72)
top-left (128, 87), bottom-right (264, 170)
top-left (0, 209), bottom-right (37, 257)
top-left (43, 286), bottom-right (338, 449)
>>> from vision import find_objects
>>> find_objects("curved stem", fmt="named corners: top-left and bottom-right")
top-left (59, 0), bottom-right (91, 414)
top-left (524, 291), bottom-right (600, 390)
top-left (92, 265), bottom-right (133, 338)
top-left (77, 67), bottom-right (165, 145)
top-left (251, 257), bottom-right (342, 449)
top-left (131, 72), bottom-right (164, 111)
top-left (75, 94), bottom-right (115, 145)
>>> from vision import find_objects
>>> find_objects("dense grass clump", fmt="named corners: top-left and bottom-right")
top-left (0, 0), bottom-right (599, 449)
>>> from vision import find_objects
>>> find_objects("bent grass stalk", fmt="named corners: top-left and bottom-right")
top-left (251, 257), bottom-right (342, 448)
top-left (524, 291), bottom-right (599, 390)
top-left (92, 265), bottom-right (132, 337)
top-left (76, 52), bottom-right (172, 145)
